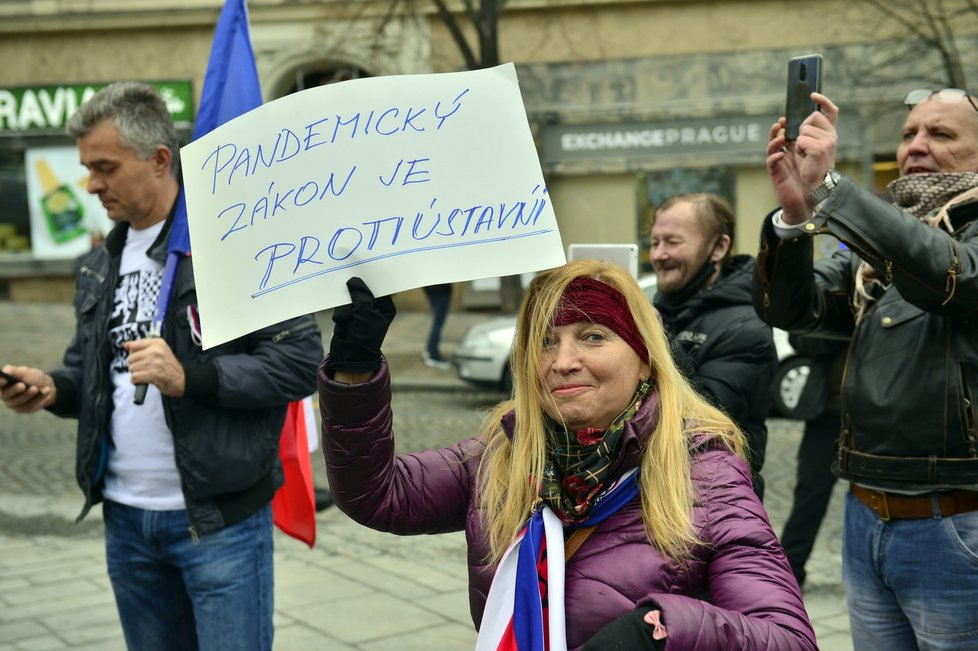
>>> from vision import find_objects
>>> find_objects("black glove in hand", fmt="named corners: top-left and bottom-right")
top-left (583, 605), bottom-right (667, 651)
top-left (327, 277), bottom-right (396, 374)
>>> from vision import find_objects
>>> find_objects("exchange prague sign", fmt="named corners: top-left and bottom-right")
top-left (542, 116), bottom-right (769, 164)
top-left (182, 63), bottom-right (565, 349)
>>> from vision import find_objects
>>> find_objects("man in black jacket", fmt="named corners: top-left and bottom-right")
top-left (754, 89), bottom-right (978, 648)
top-left (650, 193), bottom-right (777, 499)
top-left (0, 82), bottom-right (323, 650)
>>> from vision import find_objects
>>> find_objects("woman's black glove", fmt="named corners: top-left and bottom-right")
top-left (583, 604), bottom-right (667, 651)
top-left (326, 277), bottom-right (396, 374)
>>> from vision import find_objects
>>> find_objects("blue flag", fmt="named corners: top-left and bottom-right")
top-left (169, 0), bottom-right (262, 256)
top-left (136, 0), bottom-right (261, 404)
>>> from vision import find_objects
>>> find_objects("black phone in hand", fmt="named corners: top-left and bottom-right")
top-left (785, 54), bottom-right (823, 141)
top-left (0, 369), bottom-right (31, 389)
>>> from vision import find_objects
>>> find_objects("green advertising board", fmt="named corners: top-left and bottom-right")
top-left (0, 81), bottom-right (193, 132)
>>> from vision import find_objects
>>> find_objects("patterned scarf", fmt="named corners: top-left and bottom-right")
top-left (539, 379), bottom-right (651, 523)
top-left (853, 172), bottom-right (978, 319)
top-left (888, 172), bottom-right (978, 222)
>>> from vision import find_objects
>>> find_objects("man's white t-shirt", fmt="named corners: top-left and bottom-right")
top-left (102, 221), bottom-right (185, 511)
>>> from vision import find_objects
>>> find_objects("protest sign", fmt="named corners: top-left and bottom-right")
top-left (181, 62), bottom-right (565, 349)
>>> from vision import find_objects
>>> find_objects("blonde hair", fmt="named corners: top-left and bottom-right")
top-left (477, 259), bottom-right (745, 563)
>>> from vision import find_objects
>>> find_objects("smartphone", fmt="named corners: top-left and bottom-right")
top-left (0, 369), bottom-right (31, 388)
top-left (785, 54), bottom-right (823, 141)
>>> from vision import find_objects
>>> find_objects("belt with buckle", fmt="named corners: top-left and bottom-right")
top-left (850, 483), bottom-right (978, 521)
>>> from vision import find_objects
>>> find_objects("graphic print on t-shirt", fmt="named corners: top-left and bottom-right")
top-left (108, 267), bottom-right (163, 374)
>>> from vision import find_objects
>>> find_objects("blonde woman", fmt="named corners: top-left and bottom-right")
top-left (319, 260), bottom-right (815, 650)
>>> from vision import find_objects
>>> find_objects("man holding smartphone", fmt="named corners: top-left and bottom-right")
top-left (0, 82), bottom-right (323, 650)
top-left (753, 88), bottom-right (978, 649)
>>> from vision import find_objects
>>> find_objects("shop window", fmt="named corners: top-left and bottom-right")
top-left (0, 135), bottom-right (121, 260)
top-left (0, 135), bottom-right (83, 257)
top-left (0, 143), bottom-right (31, 254)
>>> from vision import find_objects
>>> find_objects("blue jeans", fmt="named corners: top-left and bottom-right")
top-left (103, 500), bottom-right (274, 651)
top-left (843, 491), bottom-right (978, 650)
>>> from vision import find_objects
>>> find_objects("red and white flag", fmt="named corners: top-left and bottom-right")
top-left (271, 396), bottom-right (317, 547)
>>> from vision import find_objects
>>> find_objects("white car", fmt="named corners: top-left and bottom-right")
top-left (453, 274), bottom-right (812, 418)
top-left (770, 329), bottom-right (811, 418)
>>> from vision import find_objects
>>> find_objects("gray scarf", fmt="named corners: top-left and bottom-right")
top-left (888, 172), bottom-right (978, 220)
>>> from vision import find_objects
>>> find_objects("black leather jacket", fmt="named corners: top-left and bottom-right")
top-left (48, 213), bottom-right (323, 534)
top-left (753, 176), bottom-right (978, 492)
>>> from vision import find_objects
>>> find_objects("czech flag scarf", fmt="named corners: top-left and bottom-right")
top-left (476, 469), bottom-right (640, 651)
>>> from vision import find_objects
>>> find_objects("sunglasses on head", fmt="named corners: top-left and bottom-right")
top-left (904, 88), bottom-right (978, 113)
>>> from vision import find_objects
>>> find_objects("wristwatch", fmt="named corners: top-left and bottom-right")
top-left (808, 169), bottom-right (842, 209)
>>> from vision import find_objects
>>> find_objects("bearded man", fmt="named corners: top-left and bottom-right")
top-left (651, 193), bottom-right (777, 499)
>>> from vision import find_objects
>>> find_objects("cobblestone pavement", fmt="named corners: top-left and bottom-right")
top-left (0, 302), bottom-right (850, 650)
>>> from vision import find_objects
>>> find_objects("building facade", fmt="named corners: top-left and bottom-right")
top-left (2, 0), bottom-right (976, 301)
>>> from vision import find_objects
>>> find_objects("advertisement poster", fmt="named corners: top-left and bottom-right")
top-left (25, 147), bottom-right (111, 258)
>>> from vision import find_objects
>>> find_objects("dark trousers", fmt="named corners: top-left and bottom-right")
top-left (425, 291), bottom-right (451, 359)
top-left (780, 410), bottom-right (841, 588)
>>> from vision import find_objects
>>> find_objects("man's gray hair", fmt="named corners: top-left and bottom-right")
top-left (66, 81), bottom-right (180, 177)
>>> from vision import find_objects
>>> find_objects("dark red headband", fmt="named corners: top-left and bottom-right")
top-left (552, 277), bottom-right (648, 362)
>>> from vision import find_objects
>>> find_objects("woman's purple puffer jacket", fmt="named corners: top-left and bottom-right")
top-left (319, 360), bottom-right (817, 650)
